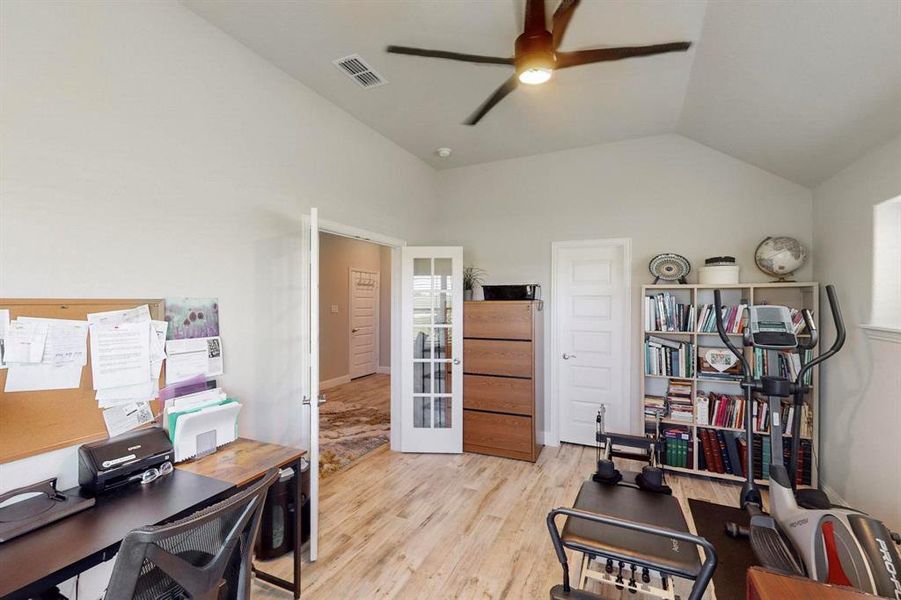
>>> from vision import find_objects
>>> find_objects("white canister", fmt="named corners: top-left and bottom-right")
top-left (699, 265), bottom-right (740, 285)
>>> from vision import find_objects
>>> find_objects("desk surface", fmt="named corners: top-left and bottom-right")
top-left (0, 437), bottom-right (306, 600)
top-left (177, 437), bottom-right (306, 487)
top-left (0, 470), bottom-right (232, 599)
top-left (747, 567), bottom-right (878, 599)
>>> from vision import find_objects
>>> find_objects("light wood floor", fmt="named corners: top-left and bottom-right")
top-left (253, 443), bottom-right (745, 600)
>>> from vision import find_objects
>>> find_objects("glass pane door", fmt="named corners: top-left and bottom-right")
top-left (401, 248), bottom-right (463, 453)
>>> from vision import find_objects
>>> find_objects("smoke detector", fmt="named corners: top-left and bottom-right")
top-left (332, 54), bottom-right (388, 89)
top-left (436, 147), bottom-right (453, 159)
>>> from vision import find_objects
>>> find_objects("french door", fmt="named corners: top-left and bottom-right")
top-left (400, 247), bottom-right (463, 453)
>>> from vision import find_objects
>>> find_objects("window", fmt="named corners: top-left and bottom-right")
top-left (871, 195), bottom-right (901, 332)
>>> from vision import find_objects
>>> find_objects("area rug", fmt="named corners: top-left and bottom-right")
top-left (688, 499), bottom-right (758, 600)
top-left (319, 376), bottom-right (390, 478)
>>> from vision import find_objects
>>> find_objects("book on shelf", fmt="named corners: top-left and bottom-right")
top-left (645, 293), bottom-right (695, 332)
top-left (663, 428), bottom-right (692, 468)
top-left (696, 392), bottom-right (746, 429)
top-left (752, 394), bottom-right (813, 439)
top-left (696, 304), bottom-right (747, 334)
top-left (752, 347), bottom-right (814, 384)
top-left (666, 380), bottom-right (694, 423)
top-left (698, 429), bottom-right (812, 485)
top-left (645, 339), bottom-right (695, 378)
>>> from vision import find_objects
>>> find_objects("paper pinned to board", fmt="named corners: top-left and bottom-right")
top-left (165, 336), bottom-right (223, 384)
top-left (102, 401), bottom-right (155, 438)
top-left (0, 309), bottom-right (9, 368)
top-left (5, 364), bottom-right (84, 392)
top-left (90, 321), bottom-right (152, 390)
top-left (87, 304), bottom-right (152, 327)
top-left (20, 317), bottom-right (89, 366)
top-left (3, 320), bottom-right (48, 364)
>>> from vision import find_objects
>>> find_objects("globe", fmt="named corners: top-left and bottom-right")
top-left (755, 236), bottom-right (808, 281)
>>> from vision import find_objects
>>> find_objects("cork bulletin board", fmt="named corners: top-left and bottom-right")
top-left (0, 298), bottom-right (165, 464)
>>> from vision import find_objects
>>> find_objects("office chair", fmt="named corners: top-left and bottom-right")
top-left (105, 468), bottom-right (280, 600)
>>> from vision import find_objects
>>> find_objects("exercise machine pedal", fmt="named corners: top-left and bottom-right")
top-left (749, 514), bottom-right (806, 577)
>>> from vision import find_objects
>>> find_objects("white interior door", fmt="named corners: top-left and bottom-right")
top-left (400, 247), bottom-right (463, 453)
top-left (349, 269), bottom-right (379, 379)
top-left (554, 239), bottom-right (631, 444)
top-left (307, 207), bottom-right (321, 561)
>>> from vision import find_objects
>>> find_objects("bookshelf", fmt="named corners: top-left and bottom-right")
top-left (640, 282), bottom-right (820, 487)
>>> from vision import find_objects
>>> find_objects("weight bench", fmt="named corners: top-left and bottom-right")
top-left (547, 477), bottom-right (717, 600)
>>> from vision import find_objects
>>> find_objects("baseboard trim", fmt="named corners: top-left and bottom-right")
top-left (320, 375), bottom-right (351, 390)
top-left (377, 366), bottom-right (390, 375)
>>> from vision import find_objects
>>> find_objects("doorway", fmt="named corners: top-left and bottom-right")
top-left (318, 232), bottom-right (392, 476)
top-left (552, 238), bottom-right (632, 445)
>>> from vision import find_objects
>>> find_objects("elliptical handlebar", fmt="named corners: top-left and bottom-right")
top-left (796, 285), bottom-right (845, 387)
top-left (713, 289), bottom-right (751, 380)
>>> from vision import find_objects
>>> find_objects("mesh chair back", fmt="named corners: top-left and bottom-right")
top-left (105, 468), bottom-right (280, 600)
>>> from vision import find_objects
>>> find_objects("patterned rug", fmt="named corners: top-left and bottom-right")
top-left (319, 375), bottom-right (390, 478)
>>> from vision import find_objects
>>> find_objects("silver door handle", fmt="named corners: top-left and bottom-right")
top-left (562, 353), bottom-right (576, 360)
top-left (318, 393), bottom-right (327, 406)
top-left (453, 358), bottom-right (461, 365)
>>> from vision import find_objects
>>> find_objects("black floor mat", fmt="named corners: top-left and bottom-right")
top-left (688, 499), bottom-right (758, 600)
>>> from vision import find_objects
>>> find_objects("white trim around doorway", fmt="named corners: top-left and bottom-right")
top-left (549, 238), bottom-right (633, 446)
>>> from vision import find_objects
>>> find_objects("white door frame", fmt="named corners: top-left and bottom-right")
top-left (550, 238), bottom-right (632, 445)
top-left (317, 219), bottom-right (405, 450)
top-left (348, 267), bottom-right (380, 379)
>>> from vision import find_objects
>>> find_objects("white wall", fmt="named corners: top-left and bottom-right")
top-left (812, 134), bottom-right (901, 530)
top-left (435, 134), bottom-right (814, 441)
top-left (0, 0), bottom-right (436, 490)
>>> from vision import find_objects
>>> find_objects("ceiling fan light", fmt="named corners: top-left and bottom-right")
top-left (518, 67), bottom-right (552, 85)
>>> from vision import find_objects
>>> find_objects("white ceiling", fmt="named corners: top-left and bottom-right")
top-left (184, 0), bottom-right (901, 186)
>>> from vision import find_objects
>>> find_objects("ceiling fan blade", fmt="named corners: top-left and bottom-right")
top-left (464, 75), bottom-right (518, 125)
top-left (386, 45), bottom-right (513, 66)
top-left (552, 0), bottom-right (581, 49)
top-left (556, 41), bottom-right (692, 68)
top-left (524, 0), bottom-right (547, 33)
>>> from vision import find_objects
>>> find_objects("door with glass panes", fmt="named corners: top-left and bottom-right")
top-left (400, 247), bottom-right (463, 452)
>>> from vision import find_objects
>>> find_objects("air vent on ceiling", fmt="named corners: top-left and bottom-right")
top-left (333, 54), bottom-right (388, 89)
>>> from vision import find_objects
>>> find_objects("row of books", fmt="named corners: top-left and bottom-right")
top-left (645, 293), bottom-right (696, 332)
top-left (752, 435), bottom-right (812, 485)
top-left (789, 308), bottom-right (809, 334)
top-left (645, 337), bottom-right (695, 378)
top-left (752, 397), bottom-right (813, 439)
top-left (666, 379), bottom-right (694, 423)
top-left (695, 430), bottom-right (812, 485)
top-left (662, 428), bottom-right (693, 468)
top-left (752, 348), bottom-right (813, 384)
top-left (696, 304), bottom-right (747, 334)
top-left (698, 428), bottom-right (746, 477)
top-left (696, 392), bottom-right (745, 429)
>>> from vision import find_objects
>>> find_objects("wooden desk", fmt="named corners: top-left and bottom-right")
top-left (747, 567), bottom-right (878, 599)
top-left (177, 437), bottom-right (306, 599)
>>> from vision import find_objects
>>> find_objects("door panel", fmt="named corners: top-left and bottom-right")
top-left (555, 241), bottom-right (630, 444)
top-left (401, 247), bottom-right (463, 453)
top-left (349, 269), bottom-right (379, 379)
top-left (307, 208), bottom-right (320, 561)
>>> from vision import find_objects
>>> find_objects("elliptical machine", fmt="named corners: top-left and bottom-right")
top-left (713, 285), bottom-right (901, 597)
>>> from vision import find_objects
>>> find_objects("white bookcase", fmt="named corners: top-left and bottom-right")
top-left (639, 282), bottom-right (820, 487)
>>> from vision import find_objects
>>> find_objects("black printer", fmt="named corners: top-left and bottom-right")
top-left (78, 427), bottom-right (174, 496)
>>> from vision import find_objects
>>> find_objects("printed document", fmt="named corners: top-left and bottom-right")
top-left (102, 401), bottom-right (154, 438)
top-left (165, 336), bottom-right (223, 384)
top-left (90, 322), bottom-right (152, 390)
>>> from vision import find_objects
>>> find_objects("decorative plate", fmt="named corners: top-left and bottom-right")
top-left (649, 253), bottom-right (691, 283)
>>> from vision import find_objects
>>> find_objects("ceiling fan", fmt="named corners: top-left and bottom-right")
top-left (386, 0), bottom-right (692, 125)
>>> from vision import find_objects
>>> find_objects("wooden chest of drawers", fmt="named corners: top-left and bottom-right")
top-left (463, 301), bottom-right (543, 462)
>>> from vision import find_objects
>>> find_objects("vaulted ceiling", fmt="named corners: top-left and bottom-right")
top-left (184, 0), bottom-right (901, 186)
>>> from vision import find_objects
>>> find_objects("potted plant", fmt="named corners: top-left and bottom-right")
top-left (463, 266), bottom-right (486, 301)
